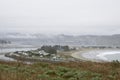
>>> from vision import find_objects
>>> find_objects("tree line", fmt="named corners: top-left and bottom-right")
top-left (38, 45), bottom-right (72, 54)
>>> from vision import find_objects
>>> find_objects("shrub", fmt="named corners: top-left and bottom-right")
top-left (37, 74), bottom-right (49, 79)
top-left (111, 60), bottom-right (120, 68)
top-left (45, 70), bottom-right (57, 76)
top-left (91, 76), bottom-right (102, 80)
top-left (62, 71), bottom-right (76, 78)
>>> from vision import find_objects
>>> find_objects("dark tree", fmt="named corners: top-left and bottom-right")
top-left (62, 45), bottom-right (69, 51)
top-left (41, 45), bottom-right (57, 54)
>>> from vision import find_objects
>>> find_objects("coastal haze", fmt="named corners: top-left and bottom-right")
top-left (1, 1), bottom-right (120, 80)
top-left (0, 0), bottom-right (120, 35)
top-left (0, 0), bottom-right (120, 62)
top-left (1, 33), bottom-right (120, 47)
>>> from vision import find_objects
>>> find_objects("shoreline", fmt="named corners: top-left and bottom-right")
top-left (0, 47), bottom-right (37, 61)
top-left (1, 47), bottom-right (120, 63)
top-left (71, 48), bottom-right (120, 62)
top-left (71, 50), bottom-right (103, 62)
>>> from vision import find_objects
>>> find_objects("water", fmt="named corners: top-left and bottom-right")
top-left (82, 50), bottom-right (120, 62)
top-left (104, 52), bottom-right (120, 61)
top-left (0, 55), bottom-right (14, 61)
top-left (0, 48), bottom-right (37, 54)
top-left (0, 48), bottom-right (37, 61)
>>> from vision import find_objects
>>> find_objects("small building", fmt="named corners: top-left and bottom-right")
top-left (38, 50), bottom-right (50, 56)
top-left (22, 52), bottom-right (28, 56)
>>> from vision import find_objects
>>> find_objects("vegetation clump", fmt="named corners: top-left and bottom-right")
top-left (0, 61), bottom-right (120, 80)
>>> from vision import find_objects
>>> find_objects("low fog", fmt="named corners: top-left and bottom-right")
top-left (0, 0), bottom-right (120, 35)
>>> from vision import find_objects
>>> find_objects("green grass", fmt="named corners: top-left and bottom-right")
top-left (0, 61), bottom-right (120, 80)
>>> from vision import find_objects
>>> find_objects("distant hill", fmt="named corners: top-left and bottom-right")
top-left (0, 33), bottom-right (120, 47)
top-left (0, 40), bottom-right (11, 44)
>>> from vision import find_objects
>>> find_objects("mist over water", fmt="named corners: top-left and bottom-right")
top-left (0, 0), bottom-right (120, 62)
top-left (0, 0), bottom-right (120, 35)
top-left (82, 50), bottom-right (120, 62)
top-left (104, 52), bottom-right (120, 61)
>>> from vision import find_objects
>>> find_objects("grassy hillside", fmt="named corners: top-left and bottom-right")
top-left (0, 61), bottom-right (120, 80)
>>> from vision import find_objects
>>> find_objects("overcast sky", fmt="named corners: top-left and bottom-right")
top-left (0, 0), bottom-right (120, 35)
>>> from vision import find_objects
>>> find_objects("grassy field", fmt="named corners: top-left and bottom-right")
top-left (0, 60), bottom-right (120, 80)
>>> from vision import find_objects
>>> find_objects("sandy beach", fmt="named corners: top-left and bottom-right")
top-left (71, 48), bottom-right (120, 62)
top-left (71, 49), bottom-right (103, 62)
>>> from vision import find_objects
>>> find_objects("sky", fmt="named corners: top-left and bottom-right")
top-left (0, 0), bottom-right (120, 35)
